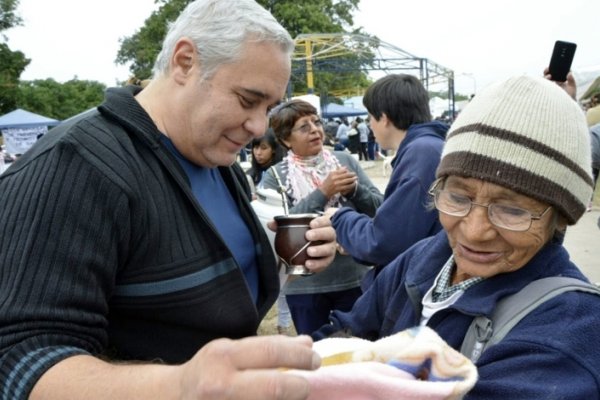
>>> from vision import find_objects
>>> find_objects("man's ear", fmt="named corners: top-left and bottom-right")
top-left (380, 113), bottom-right (391, 127)
top-left (171, 37), bottom-right (197, 85)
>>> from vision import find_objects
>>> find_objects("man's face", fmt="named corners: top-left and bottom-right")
top-left (170, 41), bottom-right (291, 167)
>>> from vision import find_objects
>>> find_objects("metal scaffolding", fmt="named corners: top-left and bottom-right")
top-left (291, 33), bottom-right (456, 118)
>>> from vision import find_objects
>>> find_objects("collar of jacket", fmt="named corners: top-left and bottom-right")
top-left (403, 231), bottom-right (582, 319)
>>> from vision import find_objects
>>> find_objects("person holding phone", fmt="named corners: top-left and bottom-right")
top-left (544, 40), bottom-right (577, 98)
top-left (543, 67), bottom-right (577, 99)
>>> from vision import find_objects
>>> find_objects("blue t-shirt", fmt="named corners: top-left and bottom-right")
top-left (161, 137), bottom-right (259, 303)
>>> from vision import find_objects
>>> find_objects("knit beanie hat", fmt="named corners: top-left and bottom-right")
top-left (436, 75), bottom-right (593, 225)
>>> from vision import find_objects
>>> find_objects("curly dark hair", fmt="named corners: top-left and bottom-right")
top-left (269, 99), bottom-right (318, 148)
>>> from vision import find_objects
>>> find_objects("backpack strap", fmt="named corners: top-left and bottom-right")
top-left (461, 277), bottom-right (600, 362)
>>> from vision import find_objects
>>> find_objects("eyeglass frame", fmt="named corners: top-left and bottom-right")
top-left (427, 178), bottom-right (553, 232)
top-left (291, 117), bottom-right (323, 135)
top-left (268, 99), bottom-right (321, 143)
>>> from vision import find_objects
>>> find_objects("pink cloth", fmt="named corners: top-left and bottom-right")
top-left (289, 326), bottom-right (477, 400)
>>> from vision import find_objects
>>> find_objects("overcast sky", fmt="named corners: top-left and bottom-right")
top-left (5, 0), bottom-right (600, 95)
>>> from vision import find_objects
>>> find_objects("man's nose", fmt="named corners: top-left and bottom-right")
top-left (244, 113), bottom-right (268, 138)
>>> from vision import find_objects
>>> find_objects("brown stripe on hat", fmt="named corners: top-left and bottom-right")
top-left (437, 151), bottom-right (586, 224)
top-left (447, 123), bottom-right (594, 187)
top-left (440, 129), bottom-right (592, 202)
top-left (436, 75), bottom-right (593, 224)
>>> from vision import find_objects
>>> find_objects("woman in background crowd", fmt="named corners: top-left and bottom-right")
top-left (261, 99), bottom-right (383, 334)
top-left (247, 128), bottom-right (285, 189)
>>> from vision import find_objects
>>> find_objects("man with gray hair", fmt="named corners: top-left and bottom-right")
top-left (0, 0), bottom-right (337, 398)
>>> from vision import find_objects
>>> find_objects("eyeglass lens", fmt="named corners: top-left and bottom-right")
top-left (434, 190), bottom-right (533, 231)
top-left (295, 119), bottom-right (322, 134)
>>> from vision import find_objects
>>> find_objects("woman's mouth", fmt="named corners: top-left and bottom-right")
top-left (457, 243), bottom-right (502, 264)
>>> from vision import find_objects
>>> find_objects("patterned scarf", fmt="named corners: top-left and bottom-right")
top-left (284, 149), bottom-right (342, 208)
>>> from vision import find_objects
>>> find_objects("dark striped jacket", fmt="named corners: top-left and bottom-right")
top-left (0, 86), bottom-right (280, 399)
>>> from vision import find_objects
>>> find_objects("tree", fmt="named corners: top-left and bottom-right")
top-left (17, 79), bottom-right (106, 121)
top-left (115, 0), bottom-right (365, 89)
top-left (0, 0), bottom-right (21, 33)
top-left (262, 0), bottom-right (358, 38)
top-left (290, 32), bottom-right (376, 100)
top-left (1, 1), bottom-right (105, 120)
top-left (429, 90), bottom-right (469, 102)
top-left (116, 0), bottom-right (189, 81)
top-left (0, 43), bottom-right (29, 114)
top-left (0, 0), bottom-right (29, 114)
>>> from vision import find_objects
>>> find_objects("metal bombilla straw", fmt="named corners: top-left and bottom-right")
top-left (270, 166), bottom-right (289, 215)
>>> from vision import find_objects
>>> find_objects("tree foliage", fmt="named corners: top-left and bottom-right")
top-left (0, 43), bottom-right (29, 114)
top-left (115, 0), bottom-right (367, 96)
top-left (0, 0), bottom-right (21, 33)
top-left (262, 0), bottom-right (357, 38)
top-left (0, 0), bottom-right (28, 114)
top-left (429, 90), bottom-right (469, 101)
top-left (0, 1), bottom-right (106, 119)
top-left (115, 0), bottom-right (189, 81)
top-left (17, 79), bottom-right (106, 120)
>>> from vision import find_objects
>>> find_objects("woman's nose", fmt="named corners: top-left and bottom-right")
top-left (461, 205), bottom-right (497, 241)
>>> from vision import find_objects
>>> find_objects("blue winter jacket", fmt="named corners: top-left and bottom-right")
top-left (331, 121), bottom-right (448, 269)
top-left (313, 230), bottom-right (600, 399)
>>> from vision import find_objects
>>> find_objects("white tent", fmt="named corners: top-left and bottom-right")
top-left (429, 96), bottom-right (450, 118)
top-left (292, 94), bottom-right (321, 114)
top-left (0, 109), bottom-right (60, 154)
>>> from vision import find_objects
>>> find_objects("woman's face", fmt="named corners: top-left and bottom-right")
top-left (252, 141), bottom-right (275, 167)
top-left (439, 176), bottom-right (557, 283)
top-left (282, 114), bottom-right (324, 157)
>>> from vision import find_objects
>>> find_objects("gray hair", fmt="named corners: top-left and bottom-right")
top-left (152, 0), bottom-right (294, 79)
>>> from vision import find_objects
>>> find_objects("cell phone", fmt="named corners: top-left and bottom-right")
top-left (548, 40), bottom-right (577, 82)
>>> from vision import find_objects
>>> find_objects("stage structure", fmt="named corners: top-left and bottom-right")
top-left (291, 33), bottom-right (456, 118)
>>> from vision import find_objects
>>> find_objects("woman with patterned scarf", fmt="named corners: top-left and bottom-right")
top-left (261, 99), bottom-right (383, 334)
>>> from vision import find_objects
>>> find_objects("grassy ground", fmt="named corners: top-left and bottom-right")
top-left (258, 303), bottom-right (291, 336)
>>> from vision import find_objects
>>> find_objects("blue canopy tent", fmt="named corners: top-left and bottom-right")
top-left (321, 103), bottom-right (368, 119)
top-left (0, 109), bottom-right (60, 155)
top-left (0, 109), bottom-right (60, 129)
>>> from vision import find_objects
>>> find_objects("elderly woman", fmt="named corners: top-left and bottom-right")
top-left (312, 76), bottom-right (600, 399)
top-left (261, 99), bottom-right (383, 334)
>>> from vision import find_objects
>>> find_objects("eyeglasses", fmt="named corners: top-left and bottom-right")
top-left (428, 187), bottom-right (552, 232)
top-left (291, 118), bottom-right (323, 135)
